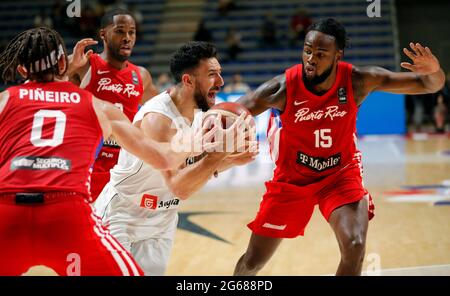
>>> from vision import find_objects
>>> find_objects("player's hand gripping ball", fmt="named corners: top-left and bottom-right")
top-left (202, 102), bottom-right (256, 154)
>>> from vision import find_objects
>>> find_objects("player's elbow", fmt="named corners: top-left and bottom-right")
top-left (145, 155), bottom-right (171, 171)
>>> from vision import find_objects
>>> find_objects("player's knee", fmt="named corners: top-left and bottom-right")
top-left (340, 231), bottom-right (366, 259)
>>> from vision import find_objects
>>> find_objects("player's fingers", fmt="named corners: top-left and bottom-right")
top-left (213, 113), bottom-right (222, 129)
top-left (202, 126), bottom-right (218, 143)
top-left (403, 48), bottom-right (416, 61)
top-left (400, 62), bottom-right (416, 71)
top-left (74, 39), bottom-right (96, 51)
top-left (415, 43), bottom-right (427, 56)
top-left (425, 46), bottom-right (433, 56)
top-left (409, 42), bottom-right (421, 56)
top-left (85, 49), bottom-right (94, 58)
top-left (244, 114), bottom-right (254, 126)
top-left (248, 142), bottom-right (259, 153)
top-left (230, 113), bottom-right (246, 131)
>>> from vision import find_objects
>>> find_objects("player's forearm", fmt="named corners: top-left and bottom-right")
top-left (167, 153), bottom-right (226, 199)
top-left (66, 54), bottom-right (77, 76)
top-left (66, 54), bottom-right (83, 84)
top-left (420, 68), bottom-right (445, 93)
top-left (217, 161), bottom-right (234, 173)
top-left (110, 121), bottom-right (170, 170)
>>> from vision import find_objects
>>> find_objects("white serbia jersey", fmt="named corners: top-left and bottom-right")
top-left (94, 91), bottom-right (201, 240)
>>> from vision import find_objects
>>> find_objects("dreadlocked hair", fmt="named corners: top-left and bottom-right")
top-left (0, 27), bottom-right (68, 83)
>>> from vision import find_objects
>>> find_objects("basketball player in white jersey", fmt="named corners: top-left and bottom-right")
top-left (94, 42), bottom-right (257, 275)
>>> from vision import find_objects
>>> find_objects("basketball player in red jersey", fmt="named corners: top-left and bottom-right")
top-left (0, 27), bottom-right (209, 276)
top-left (234, 18), bottom-right (445, 276)
top-left (68, 9), bottom-right (158, 201)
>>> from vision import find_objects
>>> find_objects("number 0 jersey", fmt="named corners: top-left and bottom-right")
top-left (268, 61), bottom-right (360, 185)
top-left (0, 81), bottom-right (102, 195)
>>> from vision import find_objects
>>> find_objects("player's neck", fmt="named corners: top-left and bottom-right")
top-left (100, 51), bottom-right (127, 70)
top-left (169, 86), bottom-right (197, 123)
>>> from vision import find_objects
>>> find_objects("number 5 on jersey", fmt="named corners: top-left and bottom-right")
top-left (314, 129), bottom-right (332, 148)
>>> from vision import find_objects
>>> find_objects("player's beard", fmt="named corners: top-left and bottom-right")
top-left (302, 63), bottom-right (334, 86)
top-left (108, 43), bottom-right (129, 62)
top-left (193, 88), bottom-right (210, 112)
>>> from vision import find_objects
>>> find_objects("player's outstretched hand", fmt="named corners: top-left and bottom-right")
top-left (401, 43), bottom-right (440, 75)
top-left (70, 38), bottom-right (98, 70)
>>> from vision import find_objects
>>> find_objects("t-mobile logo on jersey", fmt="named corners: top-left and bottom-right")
top-left (297, 151), bottom-right (341, 172)
top-left (140, 194), bottom-right (158, 210)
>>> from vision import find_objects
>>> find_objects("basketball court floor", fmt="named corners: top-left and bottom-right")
top-left (167, 134), bottom-right (450, 275)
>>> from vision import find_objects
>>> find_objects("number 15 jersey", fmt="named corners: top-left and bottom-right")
top-left (0, 81), bottom-right (102, 196)
top-left (268, 61), bottom-right (360, 185)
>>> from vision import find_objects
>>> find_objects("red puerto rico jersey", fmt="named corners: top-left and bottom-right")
top-left (84, 53), bottom-right (143, 120)
top-left (0, 81), bottom-right (102, 195)
top-left (268, 61), bottom-right (359, 185)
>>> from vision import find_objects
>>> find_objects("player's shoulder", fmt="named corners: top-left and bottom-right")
top-left (137, 66), bottom-right (152, 81)
top-left (134, 91), bottom-right (173, 122)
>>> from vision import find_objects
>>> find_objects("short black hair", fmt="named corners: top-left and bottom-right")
top-left (100, 8), bottom-right (135, 28)
top-left (307, 18), bottom-right (348, 50)
top-left (170, 41), bottom-right (218, 83)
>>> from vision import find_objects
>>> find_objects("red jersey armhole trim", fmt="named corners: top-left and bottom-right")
top-left (84, 54), bottom-right (98, 91)
top-left (343, 62), bottom-right (357, 110)
top-left (281, 64), bottom-right (300, 121)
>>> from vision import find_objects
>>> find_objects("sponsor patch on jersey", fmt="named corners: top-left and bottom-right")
top-left (140, 194), bottom-right (158, 209)
top-left (158, 198), bottom-right (180, 209)
top-left (10, 156), bottom-right (71, 171)
top-left (296, 151), bottom-right (341, 172)
top-left (131, 70), bottom-right (139, 85)
top-left (103, 138), bottom-right (120, 148)
top-left (338, 87), bottom-right (347, 104)
top-left (140, 195), bottom-right (181, 210)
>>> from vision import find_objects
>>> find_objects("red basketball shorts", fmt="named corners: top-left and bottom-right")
top-left (0, 192), bottom-right (143, 276)
top-left (248, 164), bottom-right (375, 238)
top-left (91, 145), bottom-right (121, 202)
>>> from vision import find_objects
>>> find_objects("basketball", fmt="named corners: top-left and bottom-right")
top-left (203, 102), bottom-right (254, 129)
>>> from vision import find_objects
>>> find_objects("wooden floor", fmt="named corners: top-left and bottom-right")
top-left (167, 134), bottom-right (450, 275)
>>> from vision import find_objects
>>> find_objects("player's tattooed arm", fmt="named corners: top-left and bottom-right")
top-left (139, 66), bottom-right (158, 104)
top-left (352, 43), bottom-right (445, 106)
top-left (237, 74), bottom-right (287, 116)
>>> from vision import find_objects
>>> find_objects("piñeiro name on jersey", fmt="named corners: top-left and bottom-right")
top-left (19, 88), bottom-right (81, 104)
